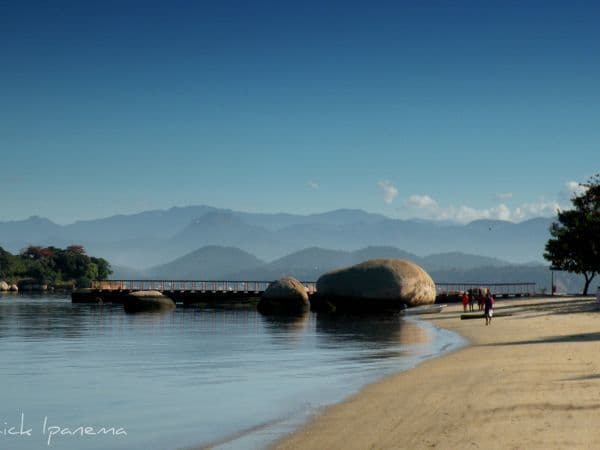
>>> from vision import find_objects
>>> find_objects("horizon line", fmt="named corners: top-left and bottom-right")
top-left (0, 204), bottom-right (558, 227)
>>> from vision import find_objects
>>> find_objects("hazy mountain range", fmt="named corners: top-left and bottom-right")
top-left (144, 245), bottom-right (507, 280)
top-left (0, 206), bottom-right (553, 269)
top-left (123, 245), bottom-right (584, 294)
top-left (0, 206), bottom-right (586, 292)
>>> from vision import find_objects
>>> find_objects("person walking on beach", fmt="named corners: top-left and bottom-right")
top-left (468, 289), bottom-right (475, 312)
top-left (477, 290), bottom-right (484, 311)
top-left (461, 291), bottom-right (469, 312)
top-left (484, 291), bottom-right (495, 325)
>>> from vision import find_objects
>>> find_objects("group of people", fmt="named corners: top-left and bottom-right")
top-left (461, 288), bottom-right (495, 325)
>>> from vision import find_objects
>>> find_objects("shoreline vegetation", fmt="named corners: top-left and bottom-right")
top-left (275, 295), bottom-right (600, 450)
top-left (0, 245), bottom-right (111, 291)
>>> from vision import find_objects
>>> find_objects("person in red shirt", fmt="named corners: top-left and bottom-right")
top-left (461, 291), bottom-right (469, 312)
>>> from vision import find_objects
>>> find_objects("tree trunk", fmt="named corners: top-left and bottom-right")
top-left (582, 272), bottom-right (596, 296)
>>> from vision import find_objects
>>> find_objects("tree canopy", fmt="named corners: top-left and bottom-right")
top-left (544, 175), bottom-right (600, 295)
top-left (0, 245), bottom-right (112, 288)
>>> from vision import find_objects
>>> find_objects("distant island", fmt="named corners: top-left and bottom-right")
top-left (0, 245), bottom-right (111, 290)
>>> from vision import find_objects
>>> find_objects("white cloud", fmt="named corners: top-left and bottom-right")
top-left (404, 194), bottom-right (559, 224)
top-left (406, 194), bottom-right (438, 209)
top-left (307, 180), bottom-right (320, 190)
top-left (565, 181), bottom-right (588, 197)
top-left (495, 192), bottom-right (513, 200)
top-left (494, 204), bottom-right (516, 221)
top-left (398, 180), bottom-right (578, 224)
top-left (512, 201), bottom-right (561, 221)
top-left (433, 204), bottom-right (512, 223)
top-left (378, 181), bottom-right (399, 204)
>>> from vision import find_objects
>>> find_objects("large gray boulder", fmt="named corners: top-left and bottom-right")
top-left (315, 259), bottom-right (436, 312)
top-left (0, 281), bottom-right (9, 291)
top-left (124, 290), bottom-right (176, 313)
top-left (9, 284), bottom-right (18, 292)
top-left (258, 277), bottom-right (309, 314)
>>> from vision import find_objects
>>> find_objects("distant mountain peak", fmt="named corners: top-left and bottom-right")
top-left (12, 215), bottom-right (58, 225)
top-left (0, 205), bottom-right (555, 267)
top-left (190, 211), bottom-right (240, 226)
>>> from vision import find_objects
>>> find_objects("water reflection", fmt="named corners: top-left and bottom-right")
top-left (0, 294), bottom-right (93, 340)
top-left (0, 294), bottom-right (458, 450)
top-left (260, 312), bottom-right (310, 333)
top-left (315, 313), bottom-right (430, 345)
top-left (315, 313), bottom-right (431, 363)
top-left (123, 308), bottom-right (176, 323)
top-left (259, 311), bottom-right (310, 345)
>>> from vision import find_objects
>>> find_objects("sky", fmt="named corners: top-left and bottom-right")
top-left (1, 0), bottom-right (598, 224)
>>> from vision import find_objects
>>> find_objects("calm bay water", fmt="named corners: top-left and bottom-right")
top-left (0, 294), bottom-right (464, 450)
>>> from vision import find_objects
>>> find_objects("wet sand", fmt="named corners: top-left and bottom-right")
top-left (275, 296), bottom-right (600, 450)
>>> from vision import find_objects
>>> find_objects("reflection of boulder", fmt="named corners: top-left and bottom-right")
top-left (258, 277), bottom-right (309, 314)
top-left (260, 311), bottom-right (310, 334)
top-left (0, 281), bottom-right (9, 291)
top-left (124, 290), bottom-right (176, 313)
top-left (315, 313), bottom-right (429, 345)
top-left (316, 259), bottom-right (436, 312)
top-left (71, 288), bottom-right (103, 303)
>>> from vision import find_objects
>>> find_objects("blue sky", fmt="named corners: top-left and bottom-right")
top-left (1, 0), bottom-right (598, 224)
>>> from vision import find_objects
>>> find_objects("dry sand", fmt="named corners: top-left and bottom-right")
top-left (275, 296), bottom-right (600, 450)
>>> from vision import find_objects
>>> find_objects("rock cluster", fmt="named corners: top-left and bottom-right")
top-left (0, 281), bottom-right (19, 292)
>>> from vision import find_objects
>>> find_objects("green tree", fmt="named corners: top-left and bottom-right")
top-left (544, 175), bottom-right (600, 295)
top-left (26, 260), bottom-right (56, 284)
top-left (91, 257), bottom-right (112, 280)
top-left (1, 245), bottom-right (112, 286)
top-left (0, 247), bottom-right (16, 279)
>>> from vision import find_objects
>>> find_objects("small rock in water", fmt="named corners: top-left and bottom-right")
top-left (124, 290), bottom-right (176, 313)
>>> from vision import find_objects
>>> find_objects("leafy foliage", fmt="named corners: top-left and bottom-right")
top-left (0, 245), bottom-right (112, 287)
top-left (544, 175), bottom-right (600, 295)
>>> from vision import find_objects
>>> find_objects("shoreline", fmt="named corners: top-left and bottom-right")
top-left (198, 315), bottom-right (465, 450)
top-left (274, 296), bottom-right (600, 450)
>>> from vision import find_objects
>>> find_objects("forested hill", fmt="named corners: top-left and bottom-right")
top-left (0, 245), bottom-right (111, 288)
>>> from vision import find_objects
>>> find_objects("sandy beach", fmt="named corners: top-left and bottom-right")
top-left (275, 296), bottom-right (600, 450)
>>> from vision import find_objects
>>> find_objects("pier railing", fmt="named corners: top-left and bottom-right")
top-left (92, 280), bottom-right (317, 294)
top-left (93, 280), bottom-right (536, 297)
top-left (435, 282), bottom-right (536, 296)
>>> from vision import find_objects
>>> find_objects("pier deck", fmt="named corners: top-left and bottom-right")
top-left (72, 279), bottom-right (317, 306)
top-left (72, 280), bottom-right (536, 305)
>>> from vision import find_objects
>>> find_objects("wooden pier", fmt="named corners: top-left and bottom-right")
top-left (72, 279), bottom-right (536, 306)
top-left (72, 279), bottom-right (317, 306)
top-left (435, 282), bottom-right (536, 298)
